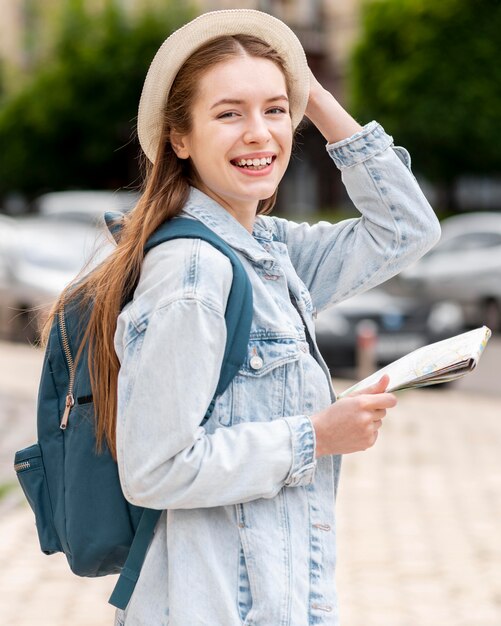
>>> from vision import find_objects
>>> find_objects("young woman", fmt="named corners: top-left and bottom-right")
top-left (62, 9), bottom-right (440, 626)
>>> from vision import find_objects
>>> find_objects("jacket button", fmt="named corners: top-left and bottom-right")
top-left (313, 523), bottom-right (331, 531)
top-left (312, 603), bottom-right (333, 612)
top-left (250, 355), bottom-right (263, 370)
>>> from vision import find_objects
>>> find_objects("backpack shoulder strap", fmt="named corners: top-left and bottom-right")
top-left (145, 217), bottom-right (253, 399)
top-left (109, 216), bottom-right (253, 610)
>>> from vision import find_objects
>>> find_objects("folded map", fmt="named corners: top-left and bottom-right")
top-left (338, 326), bottom-right (492, 397)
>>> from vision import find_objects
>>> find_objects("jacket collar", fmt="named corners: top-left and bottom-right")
top-left (181, 186), bottom-right (276, 265)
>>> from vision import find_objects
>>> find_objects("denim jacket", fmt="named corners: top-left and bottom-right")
top-left (113, 121), bottom-right (441, 626)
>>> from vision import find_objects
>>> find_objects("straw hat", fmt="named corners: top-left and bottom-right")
top-left (137, 9), bottom-right (310, 163)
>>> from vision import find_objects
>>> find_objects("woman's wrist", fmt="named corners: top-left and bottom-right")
top-left (310, 412), bottom-right (327, 459)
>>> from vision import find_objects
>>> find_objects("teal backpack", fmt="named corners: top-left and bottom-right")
top-left (13, 217), bottom-right (253, 610)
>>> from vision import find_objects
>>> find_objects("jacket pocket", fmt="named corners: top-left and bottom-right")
top-left (232, 338), bottom-right (301, 424)
top-left (240, 337), bottom-right (300, 377)
top-left (14, 443), bottom-right (62, 555)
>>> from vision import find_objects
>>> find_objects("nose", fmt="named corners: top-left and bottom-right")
top-left (243, 112), bottom-right (272, 144)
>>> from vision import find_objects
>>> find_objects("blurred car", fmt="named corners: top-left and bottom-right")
top-left (392, 212), bottom-right (501, 331)
top-left (36, 190), bottom-right (139, 224)
top-left (0, 215), bottom-right (20, 339)
top-left (314, 287), bottom-right (464, 373)
top-left (0, 194), bottom-right (130, 342)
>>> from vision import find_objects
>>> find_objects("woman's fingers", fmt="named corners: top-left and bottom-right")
top-left (312, 377), bottom-right (397, 456)
top-left (349, 374), bottom-right (390, 397)
top-left (372, 409), bottom-right (386, 422)
top-left (358, 392), bottom-right (397, 411)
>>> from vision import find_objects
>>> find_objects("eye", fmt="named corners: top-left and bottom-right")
top-left (266, 107), bottom-right (287, 115)
top-left (217, 111), bottom-right (239, 119)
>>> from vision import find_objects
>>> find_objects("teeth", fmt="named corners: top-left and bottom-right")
top-left (235, 156), bottom-right (273, 167)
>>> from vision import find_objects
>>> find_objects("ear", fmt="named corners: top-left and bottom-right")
top-left (170, 129), bottom-right (190, 159)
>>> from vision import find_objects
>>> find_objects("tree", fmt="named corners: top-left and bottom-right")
top-left (349, 0), bottom-right (501, 211)
top-left (0, 1), bottom-right (196, 198)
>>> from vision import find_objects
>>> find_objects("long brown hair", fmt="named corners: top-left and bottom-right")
top-left (42, 34), bottom-right (298, 459)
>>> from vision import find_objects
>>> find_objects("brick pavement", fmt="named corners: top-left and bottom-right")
top-left (0, 341), bottom-right (500, 625)
top-left (335, 387), bottom-right (501, 626)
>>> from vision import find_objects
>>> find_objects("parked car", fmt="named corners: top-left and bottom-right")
top-left (0, 215), bottom-right (21, 339)
top-left (314, 287), bottom-right (464, 374)
top-left (391, 212), bottom-right (501, 331)
top-left (0, 209), bottom-right (117, 343)
top-left (0, 190), bottom-right (141, 342)
top-left (36, 190), bottom-right (139, 224)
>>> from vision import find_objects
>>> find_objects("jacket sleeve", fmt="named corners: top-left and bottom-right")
top-left (114, 252), bottom-right (316, 510)
top-left (272, 120), bottom-right (441, 313)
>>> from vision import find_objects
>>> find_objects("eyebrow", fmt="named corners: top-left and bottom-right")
top-left (210, 95), bottom-right (289, 110)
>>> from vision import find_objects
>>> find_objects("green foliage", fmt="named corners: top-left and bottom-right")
top-left (349, 0), bottom-right (501, 183)
top-left (0, 481), bottom-right (16, 501)
top-left (0, 1), bottom-right (196, 197)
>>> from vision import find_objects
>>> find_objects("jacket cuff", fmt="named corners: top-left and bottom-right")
top-left (326, 120), bottom-right (393, 170)
top-left (283, 415), bottom-right (317, 487)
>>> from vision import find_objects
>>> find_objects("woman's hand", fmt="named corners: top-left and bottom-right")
top-left (304, 68), bottom-right (329, 120)
top-left (304, 67), bottom-right (362, 143)
top-left (310, 375), bottom-right (397, 456)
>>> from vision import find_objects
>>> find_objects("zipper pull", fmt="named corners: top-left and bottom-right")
top-left (60, 393), bottom-right (75, 430)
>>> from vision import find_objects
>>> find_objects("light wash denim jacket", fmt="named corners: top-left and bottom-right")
top-left (113, 121), bottom-right (440, 626)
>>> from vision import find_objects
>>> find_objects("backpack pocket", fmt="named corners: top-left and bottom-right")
top-left (14, 443), bottom-right (62, 555)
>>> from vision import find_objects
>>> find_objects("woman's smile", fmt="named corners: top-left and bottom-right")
top-left (230, 153), bottom-right (277, 175)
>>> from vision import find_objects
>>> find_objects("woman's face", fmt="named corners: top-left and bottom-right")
top-left (172, 54), bottom-right (293, 222)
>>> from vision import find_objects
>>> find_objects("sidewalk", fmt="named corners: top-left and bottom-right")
top-left (0, 507), bottom-right (116, 625)
top-left (335, 386), bottom-right (501, 626)
top-left (1, 341), bottom-right (500, 625)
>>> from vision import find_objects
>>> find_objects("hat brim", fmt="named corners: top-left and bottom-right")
top-left (137, 9), bottom-right (310, 163)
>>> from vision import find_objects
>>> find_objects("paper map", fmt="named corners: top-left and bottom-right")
top-left (339, 326), bottom-right (492, 397)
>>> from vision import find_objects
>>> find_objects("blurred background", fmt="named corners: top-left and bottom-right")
top-left (0, 1), bottom-right (500, 625)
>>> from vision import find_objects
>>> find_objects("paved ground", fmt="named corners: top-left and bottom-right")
top-left (0, 340), bottom-right (500, 625)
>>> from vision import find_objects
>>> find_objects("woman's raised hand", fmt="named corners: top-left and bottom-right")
top-left (310, 375), bottom-right (397, 457)
top-left (304, 67), bottom-right (362, 143)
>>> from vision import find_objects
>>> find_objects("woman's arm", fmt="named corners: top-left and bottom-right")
top-left (116, 299), bottom-right (316, 510)
top-left (272, 71), bottom-right (441, 313)
top-left (114, 243), bottom-right (316, 510)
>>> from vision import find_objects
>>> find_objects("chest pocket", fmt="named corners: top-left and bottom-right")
top-left (218, 337), bottom-right (302, 427)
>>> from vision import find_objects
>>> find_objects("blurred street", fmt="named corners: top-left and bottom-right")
top-left (0, 339), bottom-right (500, 625)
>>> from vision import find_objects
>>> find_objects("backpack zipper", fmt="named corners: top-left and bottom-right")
top-left (14, 460), bottom-right (31, 472)
top-left (59, 304), bottom-right (75, 430)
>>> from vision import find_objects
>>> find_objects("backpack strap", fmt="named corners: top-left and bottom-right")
top-left (108, 508), bottom-right (161, 609)
top-left (146, 217), bottom-right (253, 404)
top-left (109, 217), bottom-right (253, 610)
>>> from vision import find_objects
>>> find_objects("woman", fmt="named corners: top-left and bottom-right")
top-left (74, 9), bottom-right (440, 625)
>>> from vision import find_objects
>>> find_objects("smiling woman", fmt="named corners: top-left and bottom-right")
top-left (36, 8), bottom-right (441, 626)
